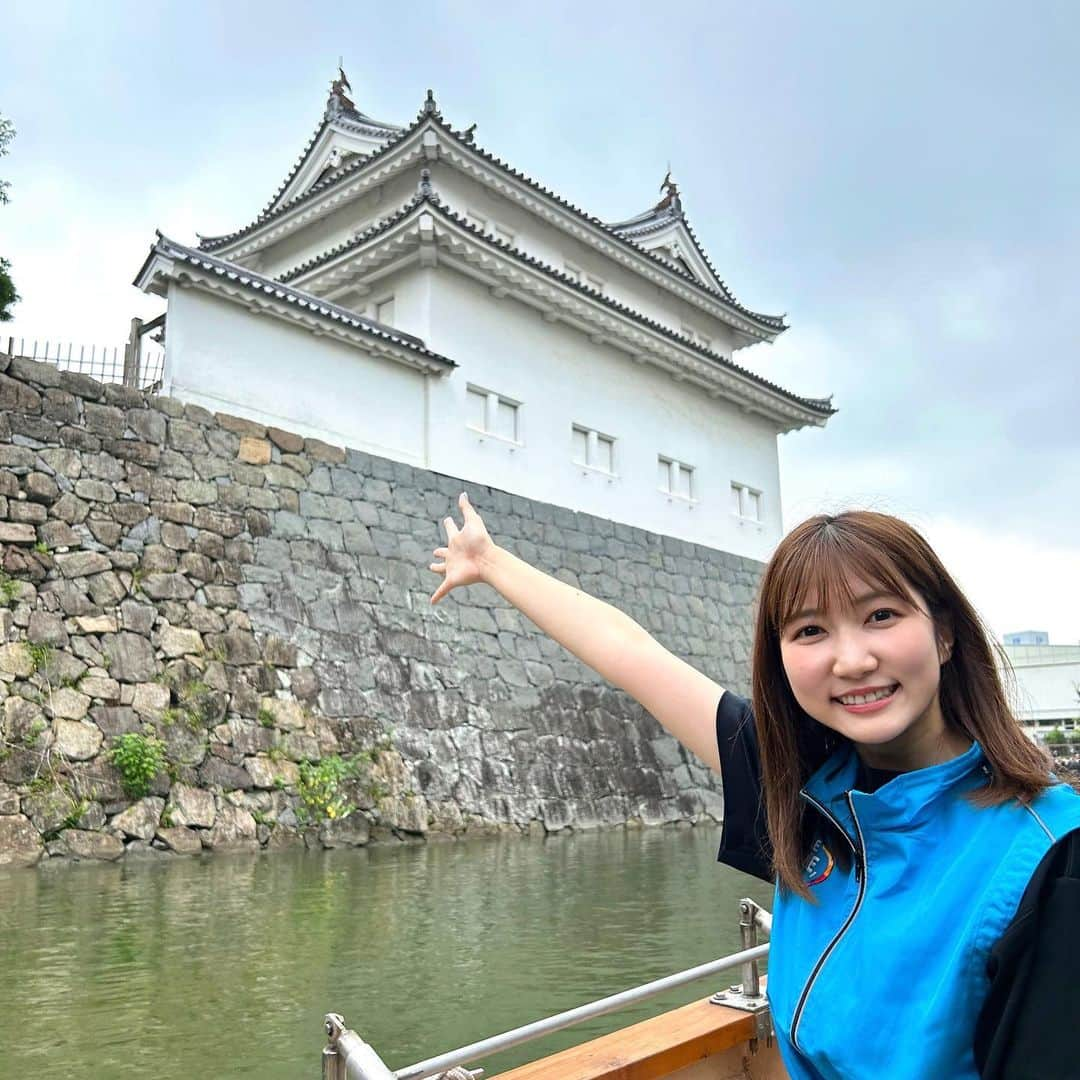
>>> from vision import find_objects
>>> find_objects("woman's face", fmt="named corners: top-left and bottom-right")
top-left (778, 572), bottom-right (956, 770)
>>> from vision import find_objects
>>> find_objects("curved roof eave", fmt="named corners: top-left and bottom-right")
top-left (278, 193), bottom-right (832, 422)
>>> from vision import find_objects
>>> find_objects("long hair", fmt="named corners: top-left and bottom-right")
top-left (751, 511), bottom-right (1053, 900)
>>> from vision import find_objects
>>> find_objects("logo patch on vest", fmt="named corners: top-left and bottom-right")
top-left (803, 836), bottom-right (834, 887)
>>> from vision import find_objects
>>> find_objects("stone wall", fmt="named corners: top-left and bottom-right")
top-left (0, 354), bottom-right (761, 868)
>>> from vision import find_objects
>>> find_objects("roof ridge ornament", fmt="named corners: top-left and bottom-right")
top-left (655, 170), bottom-right (682, 217)
top-left (326, 64), bottom-right (355, 118)
top-left (421, 89), bottom-right (443, 121)
top-left (416, 168), bottom-right (441, 205)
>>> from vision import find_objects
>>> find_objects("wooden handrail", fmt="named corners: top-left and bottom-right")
top-left (490, 990), bottom-right (774, 1080)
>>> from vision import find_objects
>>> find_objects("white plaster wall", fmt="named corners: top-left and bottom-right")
top-left (163, 285), bottom-right (427, 463)
top-left (423, 269), bottom-right (782, 561)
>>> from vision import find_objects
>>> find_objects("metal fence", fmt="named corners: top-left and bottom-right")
top-left (2, 330), bottom-right (165, 391)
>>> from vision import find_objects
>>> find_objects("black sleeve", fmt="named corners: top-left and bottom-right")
top-left (974, 826), bottom-right (1080, 1079)
top-left (715, 690), bottom-right (774, 883)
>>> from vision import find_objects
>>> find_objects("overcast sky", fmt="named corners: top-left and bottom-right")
top-left (2, 1), bottom-right (1078, 643)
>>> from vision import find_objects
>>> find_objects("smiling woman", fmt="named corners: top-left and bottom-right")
top-left (430, 498), bottom-right (1080, 1079)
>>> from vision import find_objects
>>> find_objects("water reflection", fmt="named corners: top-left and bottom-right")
top-left (0, 826), bottom-right (773, 1078)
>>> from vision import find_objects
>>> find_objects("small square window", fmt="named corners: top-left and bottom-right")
top-left (595, 433), bottom-right (614, 473)
top-left (731, 482), bottom-right (762, 521)
top-left (496, 398), bottom-right (518, 441)
top-left (659, 456), bottom-right (694, 498)
top-left (466, 211), bottom-right (488, 232)
top-left (467, 385), bottom-right (520, 444)
top-left (467, 387), bottom-right (487, 431)
top-left (375, 296), bottom-right (395, 324)
top-left (658, 457), bottom-right (673, 491)
top-left (564, 261), bottom-right (583, 283)
top-left (585, 274), bottom-right (604, 293)
top-left (572, 426), bottom-right (589, 465)
top-left (493, 225), bottom-right (515, 246)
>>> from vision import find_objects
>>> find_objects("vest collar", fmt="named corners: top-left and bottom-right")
top-left (802, 739), bottom-right (988, 835)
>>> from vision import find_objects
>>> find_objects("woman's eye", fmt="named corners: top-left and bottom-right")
top-left (868, 608), bottom-right (897, 624)
top-left (794, 625), bottom-right (823, 640)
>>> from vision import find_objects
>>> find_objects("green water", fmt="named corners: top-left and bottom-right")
top-left (0, 826), bottom-right (772, 1078)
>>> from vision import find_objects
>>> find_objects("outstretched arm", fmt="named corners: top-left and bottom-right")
top-left (430, 493), bottom-right (724, 771)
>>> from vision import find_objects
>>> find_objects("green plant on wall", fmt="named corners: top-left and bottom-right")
top-left (0, 572), bottom-right (21, 606)
top-left (296, 755), bottom-right (359, 824)
top-left (27, 642), bottom-right (51, 674)
top-left (108, 733), bottom-right (166, 799)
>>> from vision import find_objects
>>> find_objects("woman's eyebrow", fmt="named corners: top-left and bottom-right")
top-left (786, 590), bottom-right (901, 624)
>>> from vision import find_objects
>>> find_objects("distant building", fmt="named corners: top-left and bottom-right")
top-left (1004, 630), bottom-right (1049, 646)
top-left (1001, 642), bottom-right (1080, 731)
top-left (134, 72), bottom-right (834, 561)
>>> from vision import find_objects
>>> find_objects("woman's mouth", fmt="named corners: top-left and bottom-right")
top-left (834, 684), bottom-right (900, 713)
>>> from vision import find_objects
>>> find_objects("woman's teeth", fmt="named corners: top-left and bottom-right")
top-left (837, 685), bottom-right (898, 706)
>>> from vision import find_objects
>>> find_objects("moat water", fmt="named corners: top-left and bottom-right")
top-left (0, 826), bottom-right (773, 1078)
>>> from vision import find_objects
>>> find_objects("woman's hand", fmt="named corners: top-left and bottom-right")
top-left (429, 493), bottom-right (496, 604)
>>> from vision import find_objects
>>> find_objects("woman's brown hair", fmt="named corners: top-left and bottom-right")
top-left (751, 510), bottom-right (1054, 900)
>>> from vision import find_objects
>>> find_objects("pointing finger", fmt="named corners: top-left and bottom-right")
top-left (443, 515), bottom-right (460, 540)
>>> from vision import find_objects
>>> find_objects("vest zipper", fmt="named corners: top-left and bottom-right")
top-left (790, 790), bottom-right (867, 1053)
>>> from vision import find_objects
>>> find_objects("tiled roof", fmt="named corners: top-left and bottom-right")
top-left (607, 201), bottom-right (739, 304)
top-left (135, 234), bottom-right (455, 370)
top-left (196, 92), bottom-right (785, 333)
top-left (277, 190), bottom-right (832, 419)
top-left (198, 100), bottom-right (403, 251)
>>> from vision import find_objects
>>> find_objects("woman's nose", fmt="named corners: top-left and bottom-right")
top-left (831, 635), bottom-right (878, 678)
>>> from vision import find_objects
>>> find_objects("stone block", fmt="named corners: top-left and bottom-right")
top-left (111, 796), bottom-right (165, 840)
top-left (167, 783), bottom-right (216, 828)
top-left (174, 479), bottom-right (218, 505)
top-left (0, 643), bottom-right (34, 678)
top-left (131, 682), bottom-right (170, 719)
top-left (198, 756), bottom-right (253, 791)
top-left (202, 803), bottom-right (257, 850)
top-left (258, 697), bottom-right (306, 730)
top-left (238, 437), bottom-right (271, 465)
top-left (246, 755), bottom-right (300, 789)
top-left (54, 719), bottom-right (104, 760)
top-left (47, 688), bottom-right (92, 721)
top-left (318, 814), bottom-right (370, 848)
top-left (102, 632), bottom-right (157, 682)
top-left (139, 573), bottom-right (195, 601)
top-left (0, 815), bottom-right (44, 867)
top-left (55, 551), bottom-right (111, 578)
top-left (0, 522), bottom-right (37, 545)
top-left (58, 829), bottom-right (124, 861)
top-left (79, 675), bottom-right (121, 701)
top-left (156, 826), bottom-right (203, 854)
top-left (158, 626), bottom-right (204, 658)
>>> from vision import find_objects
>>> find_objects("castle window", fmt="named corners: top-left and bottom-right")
top-left (467, 385), bottom-right (522, 444)
top-left (572, 424), bottom-right (615, 474)
top-left (731, 482), bottom-right (762, 521)
top-left (659, 456), bottom-right (694, 500)
top-left (375, 295), bottom-right (395, 325)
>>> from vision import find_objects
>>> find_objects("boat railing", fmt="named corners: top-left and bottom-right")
top-left (322, 897), bottom-right (772, 1080)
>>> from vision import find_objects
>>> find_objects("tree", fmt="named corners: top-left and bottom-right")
top-left (0, 114), bottom-right (18, 321)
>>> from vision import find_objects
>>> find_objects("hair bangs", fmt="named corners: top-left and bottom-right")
top-left (771, 520), bottom-right (918, 633)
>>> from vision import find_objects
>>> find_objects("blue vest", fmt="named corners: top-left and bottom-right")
top-left (767, 741), bottom-right (1080, 1079)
